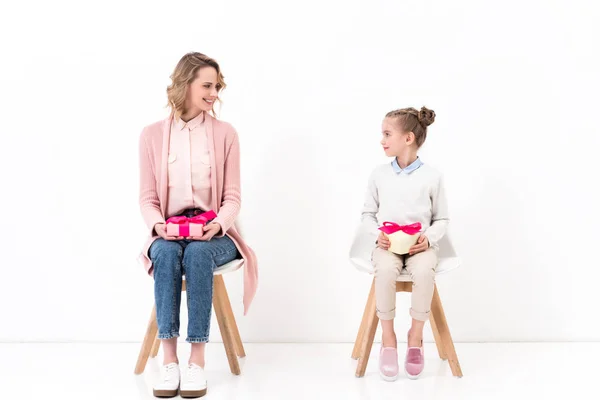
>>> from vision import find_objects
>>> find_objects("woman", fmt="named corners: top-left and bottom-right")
top-left (138, 52), bottom-right (257, 398)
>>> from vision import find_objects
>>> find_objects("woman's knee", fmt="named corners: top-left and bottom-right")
top-left (150, 239), bottom-right (183, 267)
top-left (183, 241), bottom-right (212, 258)
top-left (182, 241), bottom-right (214, 271)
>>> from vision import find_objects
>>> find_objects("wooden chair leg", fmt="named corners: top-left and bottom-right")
top-left (135, 305), bottom-right (158, 374)
top-left (430, 286), bottom-right (462, 377)
top-left (352, 281), bottom-right (376, 359)
top-left (213, 275), bottom-right (241, 375)
top-left (355, 279), bottom-right (379, 377)
top-left (429, 284), bottom-right (447, 360)
top-left (219, 277), bottom-right (246, 358)
top-left (150, 334), bottom-right (161, 358)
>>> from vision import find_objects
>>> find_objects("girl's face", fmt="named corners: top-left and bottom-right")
top-left (380, 117), bottom-right (414, 157)
top-left (186, 67), bottom-right (220, 113)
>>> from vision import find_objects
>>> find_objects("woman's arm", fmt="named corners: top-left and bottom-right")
top-left (212, 127), bottom-right (241, 236)
top-left (139, 131), bottom-right (165, 234)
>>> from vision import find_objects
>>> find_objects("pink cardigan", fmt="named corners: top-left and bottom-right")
top-left (138, 113), bottom-right (258, 314)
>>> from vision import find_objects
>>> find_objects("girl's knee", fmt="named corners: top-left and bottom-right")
top-left (410, 264), bottom-right (435, 284)
top-left (374, 260), bottom-right (398, 277)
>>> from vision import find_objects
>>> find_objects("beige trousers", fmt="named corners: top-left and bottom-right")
top-left (372, 247), bottom-right (437, 321)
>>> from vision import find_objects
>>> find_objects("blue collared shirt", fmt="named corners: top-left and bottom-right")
top-left (391, 157), bottom-right (423, 174)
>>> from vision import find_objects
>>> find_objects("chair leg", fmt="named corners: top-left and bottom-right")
top-left (352, 280), bottom-right (376, 359)
top-left (355, 279), bottom-right (379, 378)
top-left (135, 305), bottom-right (158, 374)
top-left (150, 334), bottom-right (161, 358)
top-left (429, 284), bottom-right (447, 360)
top-left (213, 275), bottom-right (241, 375)
top-left (430, 286), bottom-right (463, 377)
top-left (219, 276), bottom-right (246, 358)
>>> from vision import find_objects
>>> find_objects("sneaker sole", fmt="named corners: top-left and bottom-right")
top-left (180, 388), bottom-right (207, 398)
top-left (152, 388), bottom-right (179, 398)
top-left (405, 365), bottom-right (424, 380)
top-left (379, 370), bottom-right (399, 382)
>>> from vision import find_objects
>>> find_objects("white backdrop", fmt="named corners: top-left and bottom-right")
top-left (0, 0), bottom-right (598, 343)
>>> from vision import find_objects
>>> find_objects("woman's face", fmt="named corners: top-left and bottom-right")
top-left (186, 67), bottom-right (220, 113)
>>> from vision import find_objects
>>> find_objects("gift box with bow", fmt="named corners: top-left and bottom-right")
top-left (166, 210), bottom-right (217, 237)
top-left (378, 222), bottom-right (422, 255)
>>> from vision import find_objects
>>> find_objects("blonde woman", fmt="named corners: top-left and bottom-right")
top-left (138, 52), bottom-right (258, 398)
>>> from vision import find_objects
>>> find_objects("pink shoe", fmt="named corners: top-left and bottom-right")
top-left (379, 347), bottom-right (399, 381)
top-left (405, 333), bottom-right (424, 379)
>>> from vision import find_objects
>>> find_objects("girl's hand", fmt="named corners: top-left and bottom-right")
top-left (408, 234), bottom-right (429, 255)
top-left (377, 231), bottom-right (391, 250)
top-left (154, 223), bottom-right (184, 241)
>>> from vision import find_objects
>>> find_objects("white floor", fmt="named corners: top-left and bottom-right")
top-left (0, 342), bottom-right (596, 399)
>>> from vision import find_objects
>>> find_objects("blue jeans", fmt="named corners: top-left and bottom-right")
top-left (149, 236), bottom-right (239, 343)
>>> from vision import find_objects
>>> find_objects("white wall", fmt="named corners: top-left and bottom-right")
top-left (1, 0), bottom-right (598, 343)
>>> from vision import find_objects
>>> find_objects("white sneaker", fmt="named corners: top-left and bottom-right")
top-left (153, 363), bottom-right (180, 398)
top-left (180, 363), bottom-right (208, 398)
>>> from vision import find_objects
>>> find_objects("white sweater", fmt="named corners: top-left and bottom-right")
top-left (361, 159), bottom-right (449, 249)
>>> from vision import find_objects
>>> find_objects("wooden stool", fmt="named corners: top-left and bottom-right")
top-left (134, 259), bottom-right (245, 375)
top-left (349, 228), bottom-right (463, 377)
top-left (351, 276), bottom-right (462, 377)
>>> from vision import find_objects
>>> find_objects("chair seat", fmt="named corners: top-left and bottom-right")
top-left (214, 259), bottom-right (244, 275)
top-left (349, 225), bottom-right (461, 282)
top-left (350, 255), bottom-right (460, 281)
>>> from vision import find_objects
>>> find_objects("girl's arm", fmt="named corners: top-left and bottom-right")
top-left (424, 175), bottom-right (449, 247)
top-left (361, 171), bottom-right (380, 238)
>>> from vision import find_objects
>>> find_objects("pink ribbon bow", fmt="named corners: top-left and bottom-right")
top-left (195, 210), bottom-right (217, 221)
top-left (378, 221), bottom-right (422, 235)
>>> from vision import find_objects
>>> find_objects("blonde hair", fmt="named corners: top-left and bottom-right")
top-left (385, 106), bottom-right (436, 147)
top-left (166, 52), bottom-right (227, 119)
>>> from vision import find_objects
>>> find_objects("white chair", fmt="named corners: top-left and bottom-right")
top-left (134, 219), bottom-right (246, 376)
top-left (349, 224), bottom-right (463, 377)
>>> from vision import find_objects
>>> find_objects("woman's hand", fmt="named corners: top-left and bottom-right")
top-left (377, 231), bottom-right (391, 250)
top-left (154, 223), bottom-right (184, 241)
top-left (188, 222), bottom-right (222, 241)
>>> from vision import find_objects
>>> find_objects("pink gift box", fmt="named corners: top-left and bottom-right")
top-left (166, 210), bottom-right (217, 237)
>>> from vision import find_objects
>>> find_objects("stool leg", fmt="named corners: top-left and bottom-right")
top-left (220, 277), bottom-right (246, 358)
top-left (355, 279), bottom-right (379, 377)
top-left (430, 286), bottom-right (462, 377)
top-left (135, 305), bottom-right (158, 374)
top-left (429, 286), bottom-right (448, 360)
top-left (352, 281), bottom-right (376, 359)
top-left (429, 313), bottom-right (448, 360)
top-left (213, 275), bottom-right (241, 375)
top-left (150, 334), bottom-right (161, 358)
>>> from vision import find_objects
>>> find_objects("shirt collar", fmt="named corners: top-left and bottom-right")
top-left (175, 111), bottom-right (205, 131)
top-left (392, 157), bottom-right (423, 174)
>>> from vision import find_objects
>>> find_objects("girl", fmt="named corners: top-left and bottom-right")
top-left (361, 106), bottom-right (448, 381)
top-left (138, 52), bottom-right (258, 398)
